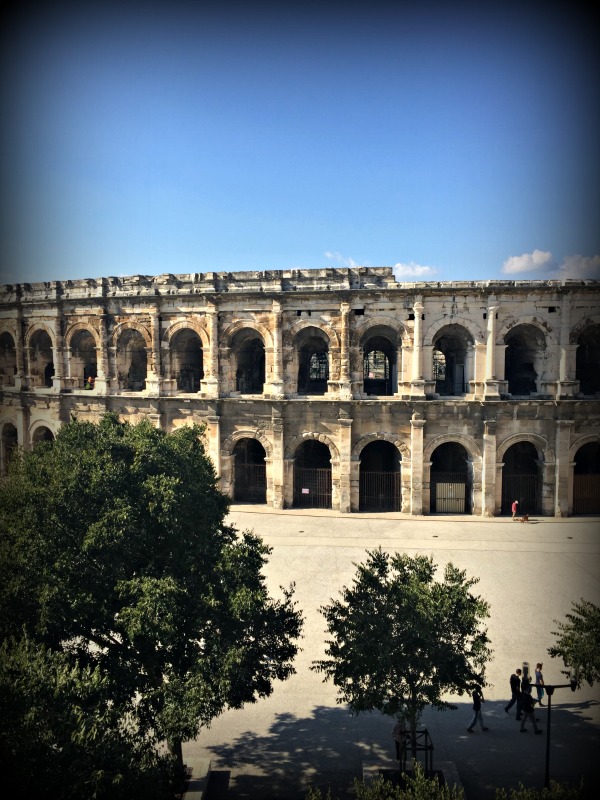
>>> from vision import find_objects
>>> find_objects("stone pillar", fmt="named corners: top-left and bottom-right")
top-left (557, 294), bottom-right (578, 397)
top-left (201, 305), bottom-right (219, 397)
top-left (339, 303), bottom-right (352, 400)
top-left (484, 304), bottom-right (500, 398)
top-left (94, 313), bottom-right (109, 394)
top-left (481, 419), bottom-right (497, 516)
top-left (554, 419), bottom-right (574, 516)
top-left (145, 308), bottom-right (161, 394)
top-left (271, 408), bottom-right (284, 509)
top-left (15, 406), bottom-right (29, 451)
top-left (337, 411), bottom-right (353, 512)
top-left (411, 299), bottom-right (425, 396)
top-left (51, 318), bottom-right (65, 391)
top-left (410, 413), bottom-right (425, 514)
top-left (14, 308), bottom-right (26, 390)
top-left (206, 415), bottom-right (221, 478)
top-left (269, 301), bottom-right (284, 398)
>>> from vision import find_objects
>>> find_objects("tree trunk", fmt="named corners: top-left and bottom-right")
top-left (168, 737), bottom-right (185, 777)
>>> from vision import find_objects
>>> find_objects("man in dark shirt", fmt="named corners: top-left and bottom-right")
top-left (505, 668), bottom-right (522, 718)
top-left (520, 690), bottom-right (542, 733)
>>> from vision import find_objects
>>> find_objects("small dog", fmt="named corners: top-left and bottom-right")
top-left (520, 514), bottom-right (529, 523)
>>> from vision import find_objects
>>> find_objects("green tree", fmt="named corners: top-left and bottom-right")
top-left (0, 414), bottom-right (302, 796)
top-left (305, 763), bottom-right (465, 799)
top-left (312, 550), bottom-right (491, 752)
top-left (548, 599), bottom-right (600, 687)
top-left (495, 781), bottom-right (585, 799)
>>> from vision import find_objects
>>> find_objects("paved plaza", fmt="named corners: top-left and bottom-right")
top-left (184, 507), bottom-right (600, 799)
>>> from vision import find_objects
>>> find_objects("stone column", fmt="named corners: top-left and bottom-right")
top-left (410, 413), bottom-right (425, 514)
top-left (145, 307), bottom-right (161, 394)
top-left (270, 301), bottom-right (284, 397)
top-left (94, 313), bottom-right (109, 394)
top-left (337, 411), bottom-right (353, 512)
top-left (557, 294), bottom-right (578, 397)
top-left (484, 304), bottom-right (500, 398)
top-left (481, 419), bottom-right (497, 516)
top-left (14, 308), bottom-right (26, 390)
top-left (51, 317), bottom-right (65, 391)
top-left (554, 419), bottom-right (574, 516)
top-left (411, 299), bottom-right (425, 396)
top-left (271, 408), bottom-right (284, 508)
top-left (206, 415), bottom-right (221, 478)
top-left (201, 304), bottom-right (219, 397)
top-left (339, 303), bottom-right (352, 400)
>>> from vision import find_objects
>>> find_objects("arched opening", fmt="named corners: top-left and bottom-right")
top-left (29, 330), bottom-right (54, 387)
top-left (296, 328), bottom-right (329, 395)
top-left (576, 324), bottom-right (600, 395)
top-left (430, 442), bottom-right (472, 514)
top-left (69, 329), bottom-right (97, 388)
top-left (117, 329), bottom-right (147, 391)
top-left (432, 324), bottom-right (473, 396)
top-left (232, 329), bottom-right (265, 394)
top-left (573, 442), bottom-right (600, 515)
top-left (0, 332), bottom-right (17, 386)
top-left (171, 329), bottom-right (204, 392)
top-left (359, 440), bottom-right (401, 511)
top-left (32, 426), bottom-right (55, 446)
top-left (362, 329), bottom-right (396, 396)
top-left (501, 441), bottom-right (541, 515)
top-left (505, 324), bottom-right (545, 396)
top-left (233, 438), bottom-right (267, 503)
top-left (1, 422), bottom-right (18, 473)
top-left (293, 439), bottom-right (332, 508)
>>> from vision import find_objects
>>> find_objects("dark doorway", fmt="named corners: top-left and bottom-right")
top-left (576, 325), bottom-right (600, 396)
top-left (293, 440), bottom-right (332, 508)
top-left (359, 440), bottom-right (401, 511)
top-left (573, 442), bottom-right (600, 515)
top-left (233, 331), bottom-right (265, 394)
top-left (171, 329), bottom-right (204, 392)
top-left (501, 441), bottom-right (541, 515)
top-left (432, 325), bottom-right (472, 396)
top-left (0, 332), bottom-right (17, 386)
top-left (363, 334), bottom-right (395, 396)
top-left (505, 325), bottom-right (544, 396)
top-left (430, 442), bottom-right (471, 514)
top-left (297, 328), bottom-right (329, 395)
top-left (233, 438), bottom-right (267, 503)
top-left (32, 426), bottom-right (54, 445)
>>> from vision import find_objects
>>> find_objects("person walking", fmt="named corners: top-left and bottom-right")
top-left (512, 499), bottom-right (519, 520)
top-left (535, 663), bottom-right (545, 706)
top-left (467, 685), bottom-right (489, 732)
top-left (520, 689), bottom-right (542, 733)
top-left (505, 668), bottom-right (522, 717)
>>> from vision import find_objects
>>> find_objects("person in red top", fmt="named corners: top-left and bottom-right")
top-left (511, 499), bottom-right (519, 520)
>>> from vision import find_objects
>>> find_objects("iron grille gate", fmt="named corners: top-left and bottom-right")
top-left (234, 462), bottom-right (266, 503)
top-left (431, 472), bottom-right (468, 513)
top-left (294, 467), bottom-right (332, 508)
top-left (360, 471), bottom-right (401, 512)
top-left (573, 475), bottom-right (600, 515)
top-left (501, 474), bottom-right (540, 515)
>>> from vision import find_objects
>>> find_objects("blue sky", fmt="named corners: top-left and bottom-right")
top-left (1, 0), bottom-right (599, 286)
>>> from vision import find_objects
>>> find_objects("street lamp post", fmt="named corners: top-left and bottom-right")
top-left (537, 667), bottom-right (579, 789)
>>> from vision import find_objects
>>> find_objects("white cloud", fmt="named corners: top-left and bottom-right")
top-left (556, 254), bottom-right (600, 280)
top-left (502, 249), bottom-right (552, 275)
top-left (324, 251), bottom-right (359, 268)
top-left (392, 261), bottom-right (438, 279)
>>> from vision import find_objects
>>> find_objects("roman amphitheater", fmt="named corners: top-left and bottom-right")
top-left (1, 267), bottom-right (599, 517)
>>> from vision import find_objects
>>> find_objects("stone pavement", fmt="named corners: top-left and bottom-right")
top-left (183, 507), bottom-right (600, 799)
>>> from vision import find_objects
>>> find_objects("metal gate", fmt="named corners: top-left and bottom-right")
top-left (359, 471), bottom-right (401, 512)
top-left (234, 462), bottom-right (266, 503)
top-left (431, 472), bottom-right (468, 513)
top-left (294, 467), bottom-right (332, 508)
top-left (501, 474), bottom-right (540, 515)
top-left (573, 475), bottom-right (600, 515)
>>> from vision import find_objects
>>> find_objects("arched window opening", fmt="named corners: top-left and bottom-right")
top-left (576, 325), bottom-right (600, 395)
top-left (359, 440), bottom-right (401, 511)
top-left (232, 330), bottom-right (265, 394)
top-left (297, 329), bottom-right (329, 395)
top-left (29, 330), bottom-right (54, 387)
top-left (432, 325), bottom-right (472, 396)
top-left (501, 441), bottom-right (541, 515)
top-left (171, 329), bottom-right (203, 392)
top-left (69, 329), bottom-right (97, 388)
top-left (430, 442), bottom-right (472, 514)
top-left (361, 329), bottom-right (397, 396)
top-left (504, 325), bottom-right (545, 396)
top-left (0, 332), bottom-right (17, 386)
top-left (1, 423), bottom-right (18, 473)
top-left (233, 438), bottom-right (267, 503)
top-left (117, 329), bottom-right (147, 391)
top-left (573, 442), bottom-right (600, 515)
top-left (32, 426), bottom-right (55, 446)
top-left (293, 439), bottom-right (332, 508)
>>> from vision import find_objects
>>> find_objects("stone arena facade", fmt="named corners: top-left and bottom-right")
top-left (1, 267), bottom-right (599, 516)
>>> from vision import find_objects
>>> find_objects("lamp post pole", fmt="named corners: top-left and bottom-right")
top-left (538, 673), bottom-right (578, 789)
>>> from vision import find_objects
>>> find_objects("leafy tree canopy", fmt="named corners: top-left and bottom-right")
top-left (548, 599), bottom-right (600, 688)
top-left (0, 414), bottom-right (302, 795)
top-left (312, 550), bottom-right (491, 741)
